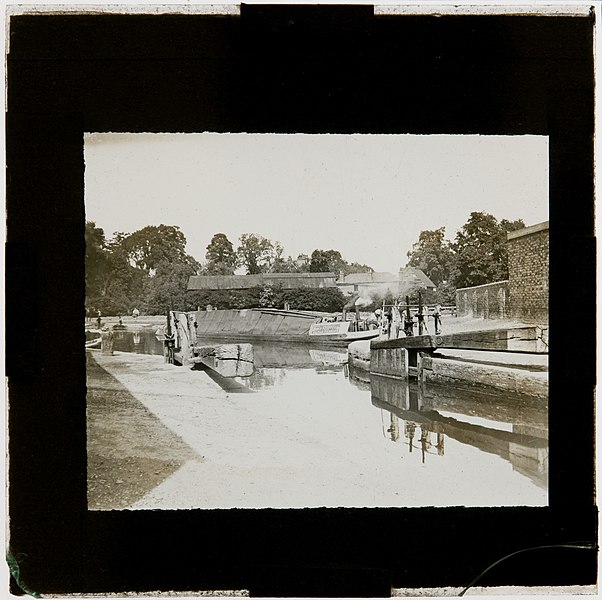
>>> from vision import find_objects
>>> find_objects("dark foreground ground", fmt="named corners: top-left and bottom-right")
top-left (86, 352), bottom-right (200, 509)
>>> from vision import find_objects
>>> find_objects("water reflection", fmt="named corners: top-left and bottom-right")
top-left (111, 329), bottom-right (165, 356)
top-left (370, 374), bottom-right (548, 489)
top-left (401, 422), bottom-right (445, 464)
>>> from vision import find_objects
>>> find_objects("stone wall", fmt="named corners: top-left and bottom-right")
top-left (455, 280), bottom-right (509, 319)
top-left (506, 221), bottom-right (549, 324)
top-left (455, 221), bottom-right (549, 324)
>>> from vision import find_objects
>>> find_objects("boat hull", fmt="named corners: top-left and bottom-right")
top-left (169, 309), bottom-right (379, 348)
top-left (193, 332), bottom-right (376, 347)
top-left (85, 329), bottom-right (103, 349)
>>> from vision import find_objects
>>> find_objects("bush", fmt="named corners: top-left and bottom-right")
top-left (186, 286), bottom-right (346, 313)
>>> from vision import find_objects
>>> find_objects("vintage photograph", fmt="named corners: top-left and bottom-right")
top-left (84, 133), bottom-right (549, 510)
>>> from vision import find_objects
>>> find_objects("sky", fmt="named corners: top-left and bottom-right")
top-left (84, 133), bottom-right (548, 275)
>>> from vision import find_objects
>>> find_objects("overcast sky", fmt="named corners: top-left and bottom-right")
top-left (84, 133), bottom-right (548, 274)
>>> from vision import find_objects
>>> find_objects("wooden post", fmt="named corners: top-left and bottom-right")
top-left (101, 330), bottom-right (114, 355)
top-left (164, 310), bottom-right (174, 364)
top-left (418, 291), bottom-right (424, 336)
top-left (407, 348), bottom-right (418, 379)
top-left (404, 295), bottom-right (413, 336)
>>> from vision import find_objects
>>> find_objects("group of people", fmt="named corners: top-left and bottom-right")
top-left (88, 307), bottom-right (140, 330)
top-left (371, 303), bottom-right (442, 339)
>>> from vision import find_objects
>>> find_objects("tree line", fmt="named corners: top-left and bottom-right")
top-left (85, 226), bottom-right (371, 316)
top-left (204, 232), bottom-right (372, 276)
top-left (85, 223), bottom-right (201, 316)
top-left (86, 211), bottom-right (524, 316)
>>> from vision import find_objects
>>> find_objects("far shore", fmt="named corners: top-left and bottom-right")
top-left (86, 312), bottom-right (546, 339)
top-left (86, 314), bottom-right (167, 330)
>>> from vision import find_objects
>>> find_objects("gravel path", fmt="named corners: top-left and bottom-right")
top-left (86, 352), bottom-right (203, 509)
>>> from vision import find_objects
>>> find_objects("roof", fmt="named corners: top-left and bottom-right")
top-left (187, 272), bottom-right (338, 290)
top-left (398, 267), bottom-right (436, 289)
top-left (338, 272), bottom-right (397, 285)
top-left (337, 269), bottom-right (435, 290)
top-left (506, 221), bottom-right (549, 241)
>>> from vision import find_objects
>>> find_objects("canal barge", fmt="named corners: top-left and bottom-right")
top-left (85, 329), bottom-right (102, 349)
top-left (161, 308), bottom-right (379, 354)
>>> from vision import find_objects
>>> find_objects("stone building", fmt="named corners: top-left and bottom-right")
top-left (456, 221), bottom-right (548, 324)
top-left (397, 267), bottom-right (436, 295)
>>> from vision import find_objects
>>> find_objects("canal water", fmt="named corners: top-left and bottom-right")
top-left (109, 329), bottom-right (548, 507)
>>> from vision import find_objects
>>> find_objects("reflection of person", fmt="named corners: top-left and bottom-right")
top-left (433, 304), bottom-right (442, 335)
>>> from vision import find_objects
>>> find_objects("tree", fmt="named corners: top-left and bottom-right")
top-left (236, 233), bottom-right (275, 274)
top-left (118, 225), bottom-right (190, 274)
top-left (406, 227), bottom-right (456, 287)
top-left (85, 221), bottom-right (109, 300)
top-left (85, 221), bottom-right (145, 314)
top-left (259, 285), bottom-right (275, 307)
top-left (141, 259), bottom-right (200, 314)
top-left (309, 249), bottom-right (346, 275)
top-left (205, 233), bottom-right (236, 275)
top-left (345, 262), bottom-right (374, 275)
top-left (85, 223), bottom-right (202, 315)
top-left (271, 256), bottom-right (300, 273)
top-left (267, 242), bottom-right (303, 273)
top-left (454, 212), bottom-right (524, 288)
top-left (309, 250), bottom-right (373, 277)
